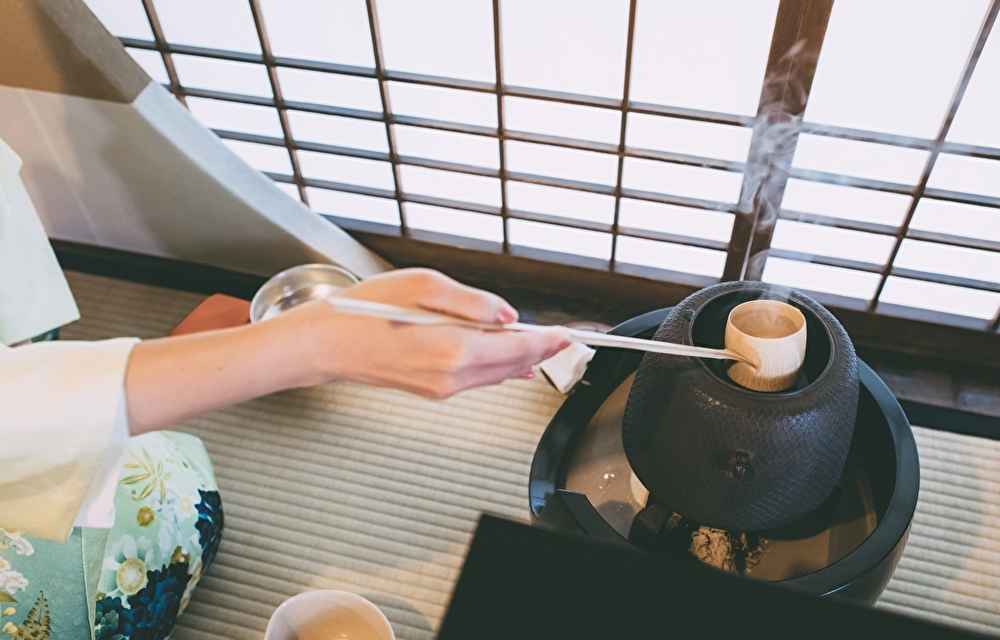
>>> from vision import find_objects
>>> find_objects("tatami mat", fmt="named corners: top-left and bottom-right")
top-left (61, 271), bottom-right (1000, 639)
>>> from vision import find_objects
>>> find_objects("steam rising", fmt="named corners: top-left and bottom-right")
top-left (743, 38), bottom-right (814, 283)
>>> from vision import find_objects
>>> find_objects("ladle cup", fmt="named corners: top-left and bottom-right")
top-left (725, 299), bottom-right (807, 392)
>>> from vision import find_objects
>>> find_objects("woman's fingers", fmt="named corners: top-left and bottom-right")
top-left (412, 270), bottom-right (518, 324)
top-left (309, 268), bottom-right (572, 398)
top-left (404, 327), bottom-right (568, 398)
top-left (343, 268), bottom-right (518, 324)
top-left (461, 328), bottom-right (571, 370)
top-left (447, 363), bottom-right (539, 395)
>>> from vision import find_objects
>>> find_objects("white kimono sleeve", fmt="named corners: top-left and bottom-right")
top-left (0, 338), bottom-right (138, 541)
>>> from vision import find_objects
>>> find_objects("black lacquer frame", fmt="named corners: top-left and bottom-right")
top-left (528, 307), bottom-right (919, 604)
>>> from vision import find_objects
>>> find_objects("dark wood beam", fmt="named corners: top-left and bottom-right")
top-left (492, 0), bottom-right (511, 252)
top-left (248, 0), bottom-right (310, 206)
top-left (609, 0), bottom-right (640, 269)
top-left (140, 0), bottom-right (186, 107)
top-left (723, 0), bottom-right (833, 281)
top-left (364, 0), bottom-right (407, 233)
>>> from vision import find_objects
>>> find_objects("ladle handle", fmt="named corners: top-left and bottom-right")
top-left (321, 297), bottom-right (748, 362)
top-left (560, 327), bottom-right (745, 362)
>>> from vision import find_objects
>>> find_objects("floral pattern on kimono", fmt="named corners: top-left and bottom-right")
top-left (0, 432), bottom-right (223, 640)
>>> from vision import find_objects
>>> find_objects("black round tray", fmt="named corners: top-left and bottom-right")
top-left (528, 308), bottom-right (920, 604)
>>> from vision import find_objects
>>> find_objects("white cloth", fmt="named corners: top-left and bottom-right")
top-left (1, 135), bottom-right (131, 539)
top-left (0, 138), bottom-right (79, 344)
top-left (0, 338), bottom-right (137, 541)
top-left (539, 342), bottom-right (596, 394)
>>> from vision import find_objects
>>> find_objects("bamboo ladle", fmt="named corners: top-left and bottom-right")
top-left (315, 296), bottom-right (753, 364)
top-left (321, 297), bottom-right (810, 391)
top-left (251, 264), bottom-right (807, 390)
top-left (725, 299), bottom-right (808, 392)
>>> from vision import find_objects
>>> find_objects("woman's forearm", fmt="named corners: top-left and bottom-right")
top-left (124, 311), bottom-right (317, 434)
top-left (123, 269), bottom-right (568, 435)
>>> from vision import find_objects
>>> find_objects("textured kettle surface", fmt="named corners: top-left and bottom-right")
top-left (621, 282), bottom-right (859, 531)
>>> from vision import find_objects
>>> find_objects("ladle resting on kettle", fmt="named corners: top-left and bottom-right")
top-left (302, 297), bottom-right (807, 390)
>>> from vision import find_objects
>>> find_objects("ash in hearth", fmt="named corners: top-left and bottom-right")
top-left (628, 503), bottom-right (769, 576)
top-left (691, 527), bottom-right (768, 575)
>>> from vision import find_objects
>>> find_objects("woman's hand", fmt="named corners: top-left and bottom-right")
top-left (283, 268), bottom-right (571, 398)
top-left (126, 269), bottom-right (569, 434)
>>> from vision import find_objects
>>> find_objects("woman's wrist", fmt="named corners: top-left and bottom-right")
top-left (267, 299), bottom-right (346, 389)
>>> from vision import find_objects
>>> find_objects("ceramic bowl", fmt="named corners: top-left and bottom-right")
top-left (264, 590), bottom-right (395, 640)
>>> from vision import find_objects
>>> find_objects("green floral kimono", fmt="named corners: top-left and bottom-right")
top-left (0, 432), bottom-right (224, 640)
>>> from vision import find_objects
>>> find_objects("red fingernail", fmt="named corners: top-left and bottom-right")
top-left (497, 307), bottom-right (518, 324)
top-left (520, 371), bottom-right (535, 379)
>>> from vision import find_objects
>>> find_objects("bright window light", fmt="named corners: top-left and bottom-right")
top-left (260, 0), bottom-right (374, 67)
top-left (949, 21), bottom-right (1000, 149)
top-left (781, 179), bottom-right (912, 227)
top-left (504, 97), bottom-right (621, 145)
top-left (502, 0), bottom-right (628, 98)
top-left (627, 114), bottom-right (752, 163)
top-left (630, 0), bottom-right (779, 115)
top-left (378, 0), bottom-right (495, 82)
top-left (617, 199), bottom-right (733, 242)
top-left (617, 237), bottom-right (727, 278)
top-left (910, 198), bottom-right (1000, 243)
top-left (393, 126), bottom-right (499, 169)
top-left (623, 158), bottom-right (742, 203)
top-left (507, 182), bottom-right (614, 225)
top-left (221, 139), bottom-right (291, 174)
top-left (287, 111), bottom-right (388, 152)
top-left (121, 0), bottom-right (1000, 332)
top-left (763, 258), bottom-right (881, 300)
top-left (172, 55), bottom-right (272, 98)
top-left (404, 203), bottom-right (502, 242)
top-left (126, 48), bottom-right (169, 85)
top-left (153, 0), bottom-right (262, 54)
top-left (927, 154), bottom-right (1000, 199)
top-left (895, 239), bottom-right (1000, 284)
top-left (399, 166), bottom-right (501, 206)
top-left (792, 134), bottom-right (929, 185)
top-left (880, 277), bottom-right (1000, 320)
top-left (505, 141), bottom-right (617, 186)
top-left (386, 82), bottom-right (497, 127)
top-left (771, 220), bottom-right (894, 265)
top-left (307, 187), bottom-right (399, 225)
top-left (83, 0), bottom-right (154, 39)
top-left (273, 181), bottom-right (302, 200)
top-left (297, 151), bottom-right (395, 190)
top-left (805, 1), bottom-right (990, 137)
top-left (510, 220), bottom-right (611, 260)
top-left (185, 97), bottom-right (282, 137)
top-left (278, 68), bottom-right (383, 112)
